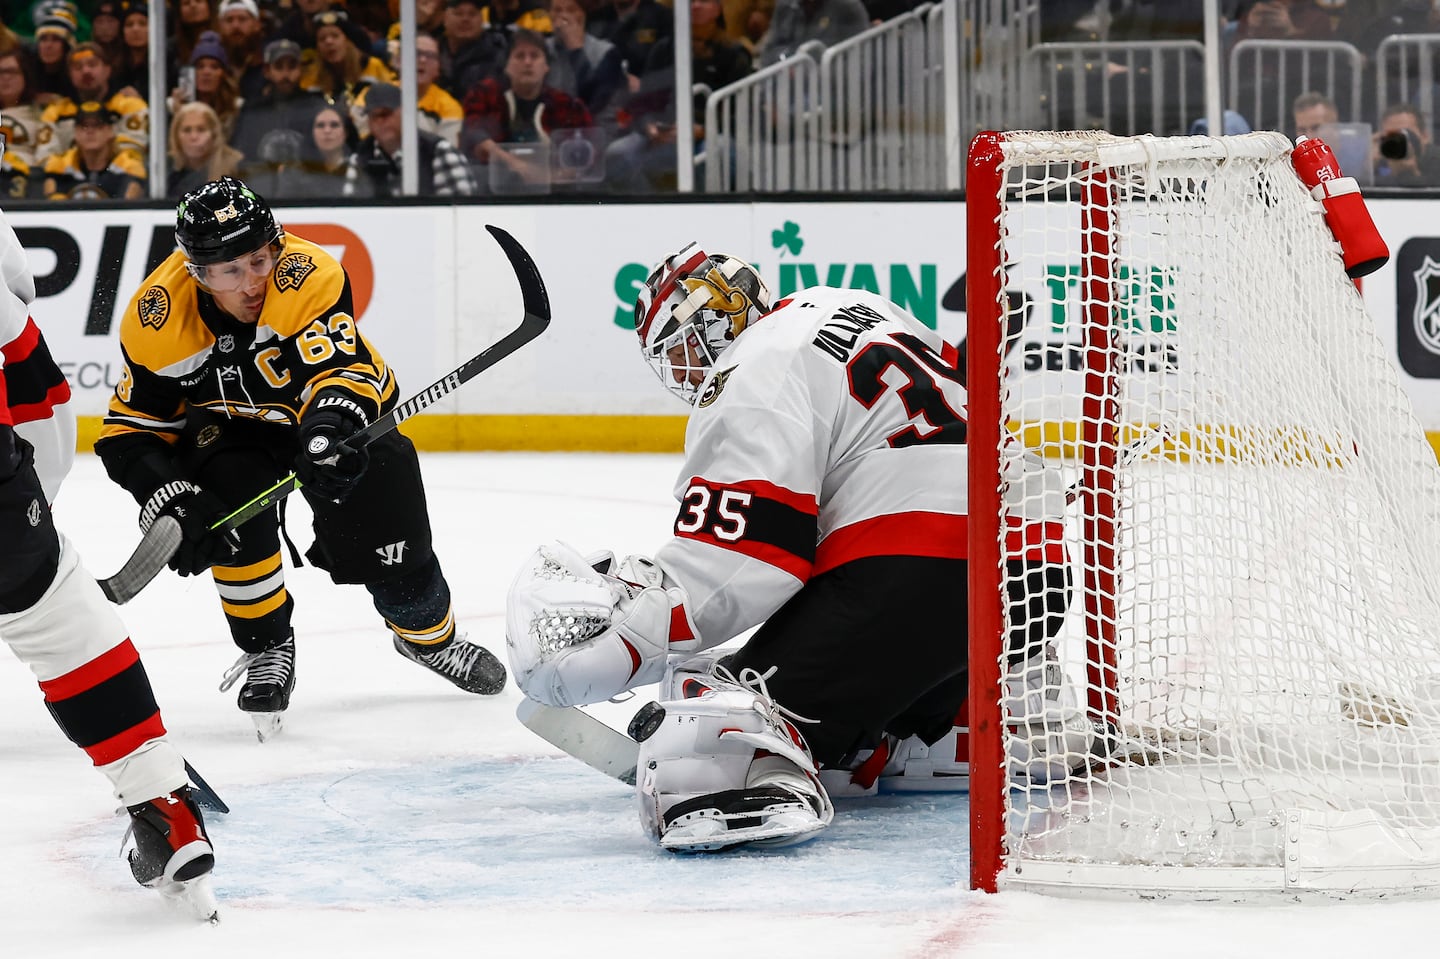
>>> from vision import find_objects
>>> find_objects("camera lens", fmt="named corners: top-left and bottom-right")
top-left (1379, 130), bottom-right (1411, 160)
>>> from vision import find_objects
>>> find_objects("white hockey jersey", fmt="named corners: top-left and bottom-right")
top-left (0, 208), bottom-right (75, 502)
top-left (654, 287), bottom-right (969, 649)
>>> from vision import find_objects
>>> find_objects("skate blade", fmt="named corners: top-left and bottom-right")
top-left (157, 873), bottom-right (220, 924)
top-left (249, 711), bottom-right (285, 742)
top-left (880, 772), bottom-right (971, 794)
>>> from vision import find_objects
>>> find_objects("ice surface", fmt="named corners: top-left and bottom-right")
top-left (3, 453), bottom-right (1437, 957)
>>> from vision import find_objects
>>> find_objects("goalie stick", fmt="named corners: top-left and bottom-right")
top-left (103, 223), bottom-right (551, 603)
top-left (515, 698), bottom-right (644, 786)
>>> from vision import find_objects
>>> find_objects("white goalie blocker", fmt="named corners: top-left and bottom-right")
top-left (506, 543), bottom-right (834, 851)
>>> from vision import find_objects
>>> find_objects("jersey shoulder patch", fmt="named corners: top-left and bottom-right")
top-left (120, 253), bottom-right (210, 371)
top-left (260, 235), bottom-right (347, 335)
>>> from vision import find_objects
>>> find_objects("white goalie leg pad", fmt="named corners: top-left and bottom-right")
top-left (1004, 642), bottom-right (1095, 783)
top-left (505, 542), bottom-right (699, 707)
top-left (636, 675), bottom-right (834, 853)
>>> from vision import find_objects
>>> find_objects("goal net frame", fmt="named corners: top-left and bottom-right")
top-left (965, 129), bottom-right (1440, 900)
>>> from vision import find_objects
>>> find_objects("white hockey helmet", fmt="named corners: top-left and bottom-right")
top-left (633, 242), bottom-right (771, 405)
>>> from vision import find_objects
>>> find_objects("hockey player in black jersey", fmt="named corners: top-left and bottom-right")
top-left (95, 177), bottom-right (505, 741)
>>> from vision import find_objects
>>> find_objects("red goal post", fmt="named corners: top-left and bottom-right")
top-left (965, 129), bottom-right (1440, 900)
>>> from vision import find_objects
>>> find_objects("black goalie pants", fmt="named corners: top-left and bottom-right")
top-left (726, 555), bottom-right (1069, 767)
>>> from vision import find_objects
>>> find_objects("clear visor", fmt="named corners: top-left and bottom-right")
top-left (186, 244), bottom-right (279, 293)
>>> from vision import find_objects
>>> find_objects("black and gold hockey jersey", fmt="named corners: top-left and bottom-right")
top-left (97, 234), bottom-right (398, 472)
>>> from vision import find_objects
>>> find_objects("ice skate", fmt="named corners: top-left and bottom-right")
top-left (822, 725), bottom-right (971, 798)
top-left (125, 786), bottom-right (218, 923)
top-left (1003, 642), bottom-right (1095, 782)
top-left (219, 635), bottom-right (295, 742)
top-left (639, 663), bottom-right (834, 853)
top-left (393, 633), bottom-right (506, 695)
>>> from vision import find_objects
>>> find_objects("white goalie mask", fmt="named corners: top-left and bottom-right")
top-left (633, 242), bottom-right (771, 405)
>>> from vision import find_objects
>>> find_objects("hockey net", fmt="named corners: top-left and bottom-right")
top-left (965, 129), bottom-right (1440, 899)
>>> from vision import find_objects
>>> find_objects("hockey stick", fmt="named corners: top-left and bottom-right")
top-left (1062, 424), bottom-right (1172, 505)
top-left (184, 758), bottom-right (230, 814)
top-left (97, 516), bottom-right (183, 604)
top-left (102, 224), bottom-right (550, 602)
top-left (515, 698), bottom-right (643, 786)
top-left (214, 224), bottom-right (550, 532)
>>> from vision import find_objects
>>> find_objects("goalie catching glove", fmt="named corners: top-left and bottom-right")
top-left (505, 541), bottom-right (700, 707)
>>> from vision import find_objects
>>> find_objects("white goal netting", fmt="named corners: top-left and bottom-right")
top-left (969, 130), bottom-right (1440, 899)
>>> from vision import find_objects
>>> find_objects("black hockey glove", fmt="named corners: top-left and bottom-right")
top-left (139, 480), bottom-right (241, 576)
top-left (295, 394), bottom-right (370, 504)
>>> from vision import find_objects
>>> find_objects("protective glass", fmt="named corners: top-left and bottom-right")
top-left (186, 245), bottom-right (279, 292)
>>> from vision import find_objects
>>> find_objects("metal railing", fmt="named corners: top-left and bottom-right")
top-left (703, 42), bottom-right (825, 192)
top-left (959, 0), bottom-right (1043, 148)
top-left (819, 5), bottom-right (938, 191)
top-left (1376, 34), bottom-right (1440, 127)
top-left (1025, 40), bottom-right (1206, 137)
top-left (1229, 39), bottom-right (1364, 133)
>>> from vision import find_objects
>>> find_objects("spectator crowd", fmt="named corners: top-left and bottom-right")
top-left (2, 0), bottom-right (1440, 197)
top-left (0, 0), bottom-right (919, 198)
top-left (1047, 1), bottom-right (1440, 187)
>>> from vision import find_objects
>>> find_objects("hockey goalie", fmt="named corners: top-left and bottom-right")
top-left (506, 243), bottom-right (1091, 853)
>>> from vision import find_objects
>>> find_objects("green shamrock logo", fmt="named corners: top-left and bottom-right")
top-left (771, 221), bottom-right (803, 256)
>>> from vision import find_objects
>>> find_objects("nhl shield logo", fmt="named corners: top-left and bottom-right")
top-left (274, 252), bottom-right (316, 292)
top-left (26, 498), bottom-right (41, 527)
top-left (217, 333), bottom-right (235, 353)
top-left (1414, 256), bottom-right (1440, 356)
top-left (138, 286), bottom-right (170, 330)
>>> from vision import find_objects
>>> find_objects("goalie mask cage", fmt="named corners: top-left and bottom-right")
top-left (965, 129), bottom-right (1440, 901)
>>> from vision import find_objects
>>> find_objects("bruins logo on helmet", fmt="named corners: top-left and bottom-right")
top-left (138, 285), bottom-right (170, 330)
top-left (698, 365), bottom-right (736, 408)
top-left (195, 424), bottom-right (222, 448)
top-left (274, 252), bottom-right (315, 291)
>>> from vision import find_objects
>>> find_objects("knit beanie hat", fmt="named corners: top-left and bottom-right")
top-left (190, 29), bottom-right (228, 68)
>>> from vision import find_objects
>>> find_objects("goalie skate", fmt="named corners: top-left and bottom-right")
top-left (1004, 643), bottom-right (1095, 783)
top-left (658, 778), bottom-right (830, 853)
top-left (822, 725), bottom-right (971, 798)
top-left (639, 663), bottom-right (834, 853)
